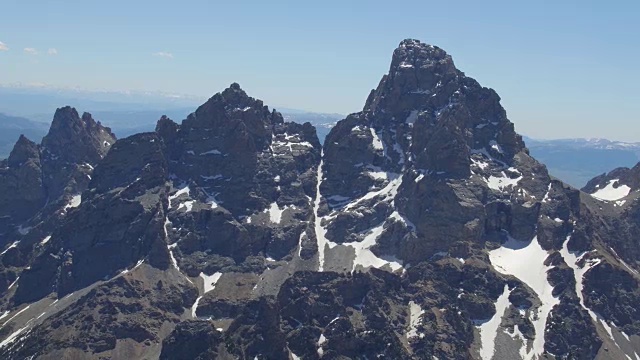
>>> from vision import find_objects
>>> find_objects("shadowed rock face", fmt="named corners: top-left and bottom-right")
top-left (40, 108), bottom-right (117, 207)
top-left (42, 107), bottom-right (115, 165)
top-left (13, 132), bottom-right (170, 304)
top-left (156, 83), bottom-right (321, 276)
top-left (0, 41), bottom-right (640, 360)
top-left (0, 136), bottom-right (46, 223)
top-left (0, 108), bottom-right (115, 242)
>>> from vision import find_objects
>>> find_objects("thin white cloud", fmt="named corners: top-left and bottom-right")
top-left (153, 51), bottom-right (173, 59)
top-left (47, 48), bottom-right (58, 55)
top-left (0, 42), bottom-right (8, 51)
top-left (24, 47), bottom-right (38, 55)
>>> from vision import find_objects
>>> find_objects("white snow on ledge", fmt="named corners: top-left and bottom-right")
top-left (485, 169), bottom-right (523, 192)
top-left (200, 272), bottom-right (223, 294)
top-left (64, 195), bottom-right (82, 211)
top-left (343, 223), bottom-right (403, 272)
top-left (559, 236), bottom-right (624, 348)
top-left (591, 179), bottom-right (631, 201)
top-left (178, 200), bottom-right (195, 212)
top-left (407, 301), bottom-right (425, 339)
top-left (191, 272), bottom-right (223, 319)
top-left (168, 185), bottom-right (190, 209)
top-left (40, 235), bottom-right (52, 245)
top-left (1, 241), bottom-right (19, 255)
top-left (370, 128), bottom-right (384, 150)
top-left (265, 202), bottom-right (293, 224)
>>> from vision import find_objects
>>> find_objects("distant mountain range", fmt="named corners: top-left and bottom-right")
top-left (0, 102), bottom-right (640, 188)
top-left (524, 136), bottom-right (640, 187)
top-left (0, 113), bottom-right (49, 158)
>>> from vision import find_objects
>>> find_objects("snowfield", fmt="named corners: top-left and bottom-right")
top-left (591, 179), bottom-right (631, 201)
top-left (489, 235), bottom-right (559, 359)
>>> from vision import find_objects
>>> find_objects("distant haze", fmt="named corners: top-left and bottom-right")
top-left (1, 1), bottom-right (639, 141)
top-left (0, 86), bottom-right (638, 189)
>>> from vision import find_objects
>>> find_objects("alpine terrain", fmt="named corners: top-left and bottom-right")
top-left (0, 40), bottom-right (639, 360)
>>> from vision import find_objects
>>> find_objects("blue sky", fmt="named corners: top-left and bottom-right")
top-left (1, 0), bottom-right (639, 141)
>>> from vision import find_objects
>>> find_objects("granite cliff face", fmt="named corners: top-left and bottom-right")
top-left (0, 40), bottom-right (638, 360)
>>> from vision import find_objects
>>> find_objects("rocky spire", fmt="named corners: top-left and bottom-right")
top-left (0, 135), bottom-right (46, 224)
top-left (7, 135), bottom-right (40, 168)
top-left (41, 106), bottom-right (116, 164)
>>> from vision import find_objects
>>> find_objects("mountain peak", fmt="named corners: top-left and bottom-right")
top-left (51, 106), bottom-right (80, 127)
top-left (221, 82), bottom-right (248, 98)
top-left (7, 134), bottom-right (39, 168)
top-left (42, 106), bottom-right (116, 164)
top-left (391, 39), bottom-right (454, 73)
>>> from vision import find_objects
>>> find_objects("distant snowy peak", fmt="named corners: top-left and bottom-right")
top-left (525, 136), bottom-right (640, 151)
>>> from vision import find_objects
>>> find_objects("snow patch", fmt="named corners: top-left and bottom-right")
top-left (344, 174), bottom-right (402, 212)
top-left (178, 200), bottom-right (195, 212)
top-left (40, 235), bottom-right (51, 245)
top-left (200, 272), bottom-right (223, 294)
top-left (1, 241), bottom-right (19, 255)
top-left (265, 202), bottom-right (291, 224)
top-left (191, 296), bottom-right (203, 318)
top-left (343, 223), bottom-right (403, 272)
top-left (317, 333), bottom-right (327, 356)
top-left (485, 171), bottom-right (523, 192)
top-left (407, 301), bottom-right (425, 339)
top-left (389, 211), bottom-right (416, 231)
top-left (314, 159), bottom-right (337, 271)
top-left (168, 185), bottom-right (190, 209)
top-left (489, 140), bottom-right (503, 154)
top-left (1, 305), bottom-right (30, 329)
top-left (470, 157), bottom-right (490, 170)
top-left (542, 183), bottom-right (553, 203)
top-left (0, 324), bottom-right (29, 348)
top-left (399, 61), bottom-right (414, 68)
top-left (489, 235), bottom-right (559, 359)
top-left (7, 277), bottom-right (19, 290)
top-left (508, 324), bottom-right (529, 359)
top-left (63, 195), bottom-right (82, 210)
top-left (370, 128), bottom-right (384, 150)
top-left (365, 165), bottom-right (388, 180)
top-left (476, 285), bottom-right (511, 360)
top-left (591, 179), bottom-right (631, 201)
top-left (560, 236), bottom-right (622, 347)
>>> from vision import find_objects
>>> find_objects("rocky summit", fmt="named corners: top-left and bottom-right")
top-left (0, 40), bottom-right (639, 360)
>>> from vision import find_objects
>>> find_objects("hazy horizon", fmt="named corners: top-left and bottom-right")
top-left (1, 1), bottom-right (639, 141)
